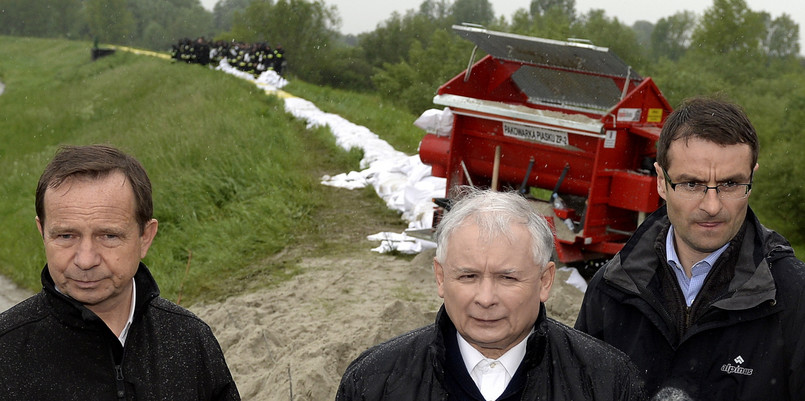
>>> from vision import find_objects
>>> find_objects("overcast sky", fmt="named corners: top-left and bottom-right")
top-left (200, 0), bottom-right (803, 53)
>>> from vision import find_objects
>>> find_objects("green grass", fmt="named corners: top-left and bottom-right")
top-left (0, 36), bottom-right (417, 304)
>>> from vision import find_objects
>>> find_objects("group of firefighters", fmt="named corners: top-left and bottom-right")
top-left (171, 37), bottom-right (286, 76)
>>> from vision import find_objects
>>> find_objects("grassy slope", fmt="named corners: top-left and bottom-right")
top-left (0, 37), bottom-right (417, 304)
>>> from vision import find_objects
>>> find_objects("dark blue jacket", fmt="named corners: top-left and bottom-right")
top-left (576, 206), bottom-right (805, 400)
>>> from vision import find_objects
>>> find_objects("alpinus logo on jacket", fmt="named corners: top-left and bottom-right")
top-left (721, 355), bottom-right (754, 376)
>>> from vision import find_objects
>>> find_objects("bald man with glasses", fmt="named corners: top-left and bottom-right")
top-left (576, 97), bottom-right (805, 401)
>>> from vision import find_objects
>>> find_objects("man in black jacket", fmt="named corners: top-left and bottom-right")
top-left (0, 145), bottom-right (240, 400)
top-left (575, 97), bottom-right (805, 400)
top-left (337, 189), bottom-right (645, 401)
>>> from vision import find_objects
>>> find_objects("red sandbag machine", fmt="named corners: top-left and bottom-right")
top-left (418, 25), bottom-right (673, 269)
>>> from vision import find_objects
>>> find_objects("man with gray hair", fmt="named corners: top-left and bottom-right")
top-left (337, 188), bottom-right (645, 400)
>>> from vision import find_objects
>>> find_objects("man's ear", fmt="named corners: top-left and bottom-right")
top-left (655, 162), bottom-right (667, 201)
top-left (539, 261), bottom-right (556, 303)
top-left (139, 219), bottom-right (159, 259)
top-left (36, 216), bottom-right (44, 238)
top-left (433, 258), bottom-right (445, 299)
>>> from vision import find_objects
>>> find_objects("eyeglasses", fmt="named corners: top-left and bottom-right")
top-left (662, 167), bottom-right (753, 200)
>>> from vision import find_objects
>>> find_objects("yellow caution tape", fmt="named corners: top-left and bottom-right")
top-left (110, 45), bottom-right (172, 60)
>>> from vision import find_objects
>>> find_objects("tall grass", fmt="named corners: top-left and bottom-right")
top-left (0, 36), bottom-right (416, 303)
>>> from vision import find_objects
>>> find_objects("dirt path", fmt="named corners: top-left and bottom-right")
top-left (0, 275), bottom-right (33, 313)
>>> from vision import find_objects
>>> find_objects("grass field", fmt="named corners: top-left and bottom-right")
top-left (0, 36), bottom-right (421, 304)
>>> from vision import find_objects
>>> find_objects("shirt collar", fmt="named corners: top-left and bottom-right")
top-left (456, 327), bottom-right (532, 378)
top-left (666, 225), bottom-right (729, 272)
top-left (118, 278), bottom-right (136, 346)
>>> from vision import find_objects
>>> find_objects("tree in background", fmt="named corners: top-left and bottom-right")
top-left (760, 13), bottom-right (800, 59)
top-left (0, 0), bottom-right (215, 50)
top-left (690, 0), bottom-right (765, 56)
top-left (450, 0), bottom-right (494, 26)
top-left (419, 0), bottom-right (451, 21)
top-left (372, 28), bottom-right (473, 112)
top-left (360, 0), bottom-right (486, 111)
top-left (754, 92), bottom-right (805, 244)
top-left (573, 9), bottom-right (646, 71)
top-left (631, 20), bottom-right (653, 50)
top-left (213, 0), bottom-right (252, 32)
top-left (508, 0), bottom-right (575, 40)
top-left (529, 0), bottom-right (574, 19)
top-left (650, 11), bottom-right (696, 61)
top-left (85, 0), bottom-right (136, 45)
top-left (358, 10), bottom-right (446, 69)
top-left (686, 0), bottom-right (772, 84)
top-left (227, 0), bottom-right (339, 84)
top-left (49, 0), bottom-right (87, 39)
top-left (0, 0), bottom-right (85, 38)
top-left (129, 0), bottom-right (215, 50)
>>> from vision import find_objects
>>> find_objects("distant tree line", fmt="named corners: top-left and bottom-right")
top-left (6, 0), bottom-right (798, 103)
top-left (0, 0), bottom-right (216, 50)
top-left (2, 0), bottom-right (804, 243)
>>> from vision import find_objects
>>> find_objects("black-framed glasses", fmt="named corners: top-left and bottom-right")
top-left (662, 167), bottom-right (753, 200)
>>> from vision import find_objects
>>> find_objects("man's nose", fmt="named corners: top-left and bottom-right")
top-left (698, 186), bottom-right (723, 216)
top-left (74, 238), bottom-right (101, 270)
top-left (475, 278), bottom-right (498, 307)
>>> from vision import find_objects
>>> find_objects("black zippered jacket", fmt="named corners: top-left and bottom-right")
top-left (0, 263), bottom-right (240, 400)
top-left (576, 206), bottom-right (805, 400)
top-left (336, 304), bottom-right (645, 400)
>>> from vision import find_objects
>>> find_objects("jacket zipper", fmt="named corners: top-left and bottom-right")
top-left (110, 345), bottom-right (127, 400)
top-left (684, 306), bottom-right (692, 332)
top-left (115, 364), bottom-right (126, 400)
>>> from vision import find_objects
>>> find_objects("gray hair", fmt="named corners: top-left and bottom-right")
top-left (434, 188), bottom-right (554, 268)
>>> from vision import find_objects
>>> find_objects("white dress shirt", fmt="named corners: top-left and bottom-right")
top-left (118, 278), bottom-right (136, 346)
top-left (457, 329), bottom-right (532, 401)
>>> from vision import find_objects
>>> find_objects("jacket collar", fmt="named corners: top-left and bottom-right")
top-left (604, 205), bottom-right (786, 310)
top-left (433, 303), bottom-right (549, 372)
top-left (41, 262), bottom-right (161, 328)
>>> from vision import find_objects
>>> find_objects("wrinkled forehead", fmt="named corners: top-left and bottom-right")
top-left (666, 138), bottom-right (754, 173)
top-left (43, 172), bottom-right (135, 210)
